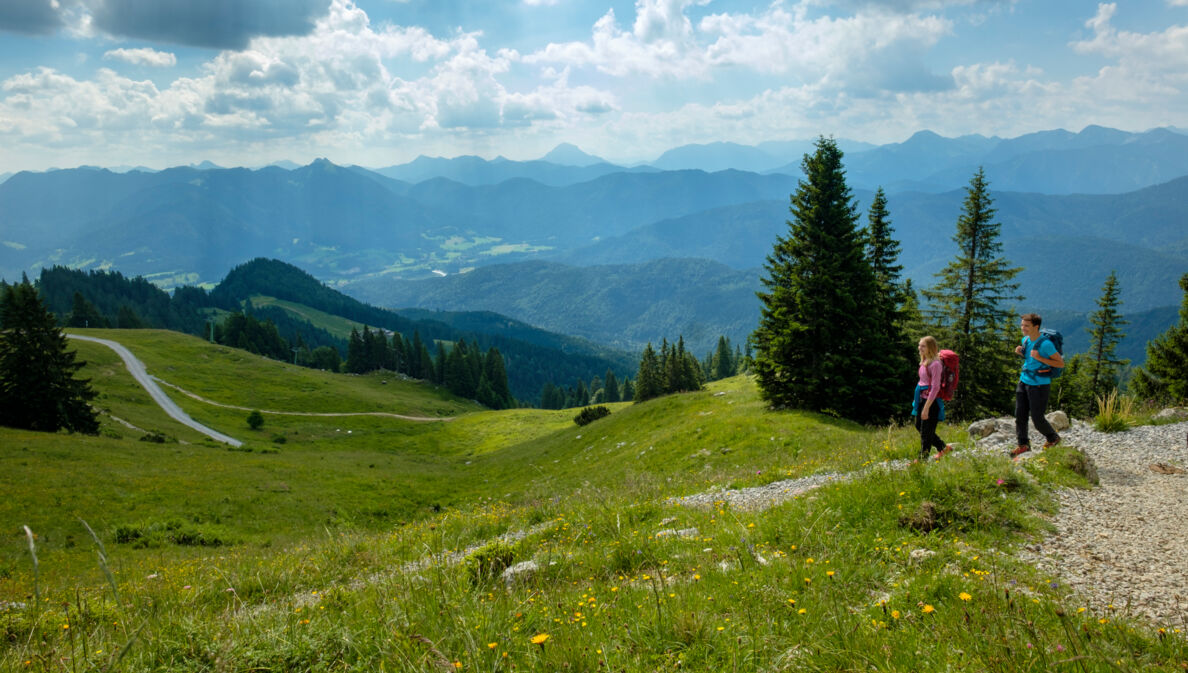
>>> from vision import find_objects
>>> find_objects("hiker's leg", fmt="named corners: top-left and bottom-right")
top-left (929, 418), bottom-right (947, 452)
top-left (1014, 381), bottom-right (1031, 447)
top-left (915, 414), bottom-right (930, 458)
top-left (1027, 384), bottom-right (1058, 443)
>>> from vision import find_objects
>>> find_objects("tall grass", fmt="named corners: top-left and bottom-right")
top-left (1093, 389), bottom-right (1136, 433)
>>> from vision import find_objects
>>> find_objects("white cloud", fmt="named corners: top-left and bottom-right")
top-left (103, 47), bottom-right (178, 67)
top-left (525, 0), bottom-right (712, 78)
top-left (525, 0), bottom-right (951, 90)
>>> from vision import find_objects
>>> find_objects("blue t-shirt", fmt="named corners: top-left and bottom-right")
top-left (1020, 335), bottom-right (1058, 385)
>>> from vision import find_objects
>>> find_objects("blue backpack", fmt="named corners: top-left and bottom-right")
top-left (1030, 328), bottom-right (1064, 380)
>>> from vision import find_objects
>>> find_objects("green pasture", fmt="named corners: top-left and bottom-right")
top-left (0, 329), bottom-right (1183, 671)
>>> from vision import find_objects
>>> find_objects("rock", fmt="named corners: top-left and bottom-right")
top-left (501, 560), bottom-right (539, 588)
top-left (1047, 410), bottom-right (1070, 432)
top-left (655, 527), bottom-right (700, 539)
top-left (909, 548), bottom-right (936, 563)
top-left (968, 419), bottom-right (999, 438)
top-left (1153, 407), bottom-right (1188, 422)
top-left (1149, 463), bottom-right (1187, 475)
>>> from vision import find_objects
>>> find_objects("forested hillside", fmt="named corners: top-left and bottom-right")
top-left (34, 260), bottom-right (636, 405)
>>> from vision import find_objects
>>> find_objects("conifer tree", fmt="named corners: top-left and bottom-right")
top-left (635, 343), bottom-right (662, 403)
top-left (863, 187), bottom-right (916, 418)
top-left (482, 347), bottom-right (513, 409)
top-left (1132, 273), bottom-right (1188, 403)
top-left (604, 369), bottom-right (620, 403)
top-left (621, 377), bottom-right (634, 402)
top-left (0, 280), bottom-right (99, 434)
top-left (67, 292), bottom-right (107, 328)
top-left (711, 336), bottom-right (735, 381)
top-left (346, 327), bottom-right (366, 373)
top-left (750, 137), bottom-right (900, 423)
top-left (409, 331), bottom-right (425, 378)
top-left (922, 168), bottom-right (1022, 418)
top-left (432, 341), bottom-right (446, 384)
top-left (1084, 271), bottom-right (1129, 403)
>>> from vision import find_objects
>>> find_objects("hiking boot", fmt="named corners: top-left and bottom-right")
top-left (1042, 437), bottom-right (1061, 449)
top-left (934, 445), bottom-right (953, 461)
top-left (1010, 445), bottom-right (1031, 459)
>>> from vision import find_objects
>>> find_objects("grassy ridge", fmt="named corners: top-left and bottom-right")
top-left (1, 329), bottom-right (1184, 671)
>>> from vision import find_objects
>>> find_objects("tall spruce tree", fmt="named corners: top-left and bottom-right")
top-left (0, 280), bottom-right (99, 434)
top-left (862, 187), bottom-right (915, 419)
top-left (604, 369), bottom-right (620, 403)
top-left (1085, 271), bottom-right (1129, 402)
top-left (634, 343), bottom-right (662, 403)
top-left (750, 137), bottom-right (900, 423)
top-left (1132, 273), bottom-right (1188, 403)
top-left (922, 168), bottom-right (1022, 419)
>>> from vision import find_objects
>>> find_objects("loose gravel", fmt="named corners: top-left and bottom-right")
top-left (999, 419), bottom-right (1188, 631)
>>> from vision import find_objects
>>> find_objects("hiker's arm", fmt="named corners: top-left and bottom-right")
top-left (1028, 349), bottom-right (1064, 367)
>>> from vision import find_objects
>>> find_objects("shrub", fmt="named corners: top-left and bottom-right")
top-left (139, 431), bottom-right (174, 443)
top-left (573, 405), bottom-right (610, 426)
top-left (112, 520), bottom-right (231, 548)
top-left (271, 434), bottom-right (287, 444)
top-left (463, 540), bottom-right (518, 587)
top-left (247, 410), bottom-right (265, 430)
top-left (1093, 389), bottom-right (1134, 433)
top-left (1057, 446), bottom-right (1100, 485)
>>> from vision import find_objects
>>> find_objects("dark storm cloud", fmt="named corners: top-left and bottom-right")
top-left (90, 0), bottom-right (331, 50)
top-left (0, 0), bottom-right (64, 35)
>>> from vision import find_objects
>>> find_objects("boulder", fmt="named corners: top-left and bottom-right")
top-left (968, 419), bottom-right (999, 438)
top-left (1046, 410), bottom-right (1070, 432)
top-left (501, 560), bottom-right (539, 588)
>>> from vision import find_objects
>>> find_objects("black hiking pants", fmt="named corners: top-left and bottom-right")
top-left (1015, 381), bottom-right (1059, 448)
top-left (915, 413), bottom-right (946, 458)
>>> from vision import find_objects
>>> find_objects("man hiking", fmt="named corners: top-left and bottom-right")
top-left (1011, 313), bottom-right (1064, 458)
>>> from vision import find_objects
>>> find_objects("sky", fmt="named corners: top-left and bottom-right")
top-left (0, 0), bottom-right (1186, 171)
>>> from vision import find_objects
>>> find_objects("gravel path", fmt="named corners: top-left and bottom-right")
top-left (70, 334), bottom-right (244, 447)
top-left (671, 414), bottom-right (1188, 631)
top-left (999, 419), bottom-right (1188, 631)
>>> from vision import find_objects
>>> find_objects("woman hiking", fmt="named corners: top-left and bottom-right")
top-left (913, 336), bottom-right (953, 462)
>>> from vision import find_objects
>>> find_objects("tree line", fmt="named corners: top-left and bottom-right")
top-left (749, 137), bottom-right (1188, 424)
top-left (26, 264), bottom-right (632, 407)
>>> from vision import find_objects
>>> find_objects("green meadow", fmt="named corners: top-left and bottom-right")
top-left (0, 329), bottom-right (1183, 671)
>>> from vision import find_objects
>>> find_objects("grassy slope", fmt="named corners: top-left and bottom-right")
top-left (248, 294), bottom-right (362, 340)
top-left (1, 329), bottom-right (1184, 671)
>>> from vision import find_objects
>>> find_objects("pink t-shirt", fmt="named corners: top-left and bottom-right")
top-left (917, 359), bottom-right (943, 404)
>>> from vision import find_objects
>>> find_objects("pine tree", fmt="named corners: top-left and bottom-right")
top-left (750, 137), bottom-right (900, 423)
top-left (67, 292), bottom-right (107, 328)
top-left (710, 336), bottom-right (734, 381)
top-left (922, 168), bottom-right (1022, 419)
top-left (634, 343), bottom-right (662, 403)
top-left (482, 347), bottom-right (513, 409)
top-left (862, 188), bottom-right (915, 419)
top-left (604, 369), bottom-right (620, 403)
top-left (1132, 273), bottom-right (1188, 403)
top-left (345, 327), bottom-right (367, 374)
top-left (0, 280), bottom-right (99, 434)
top-left (1084, 271), bottom-right (1129, 403)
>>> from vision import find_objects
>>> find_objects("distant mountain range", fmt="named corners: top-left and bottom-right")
top-left (361, 125), bottom-right (1188, 194)
top-left (2, 124), bottom-right (1185, 362)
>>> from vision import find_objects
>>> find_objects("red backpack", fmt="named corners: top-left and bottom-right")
top-left (937, 350), bottom-right (960, 402)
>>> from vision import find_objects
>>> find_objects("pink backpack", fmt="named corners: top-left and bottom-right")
top-left (937, 350), bottom-right (960, 402)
